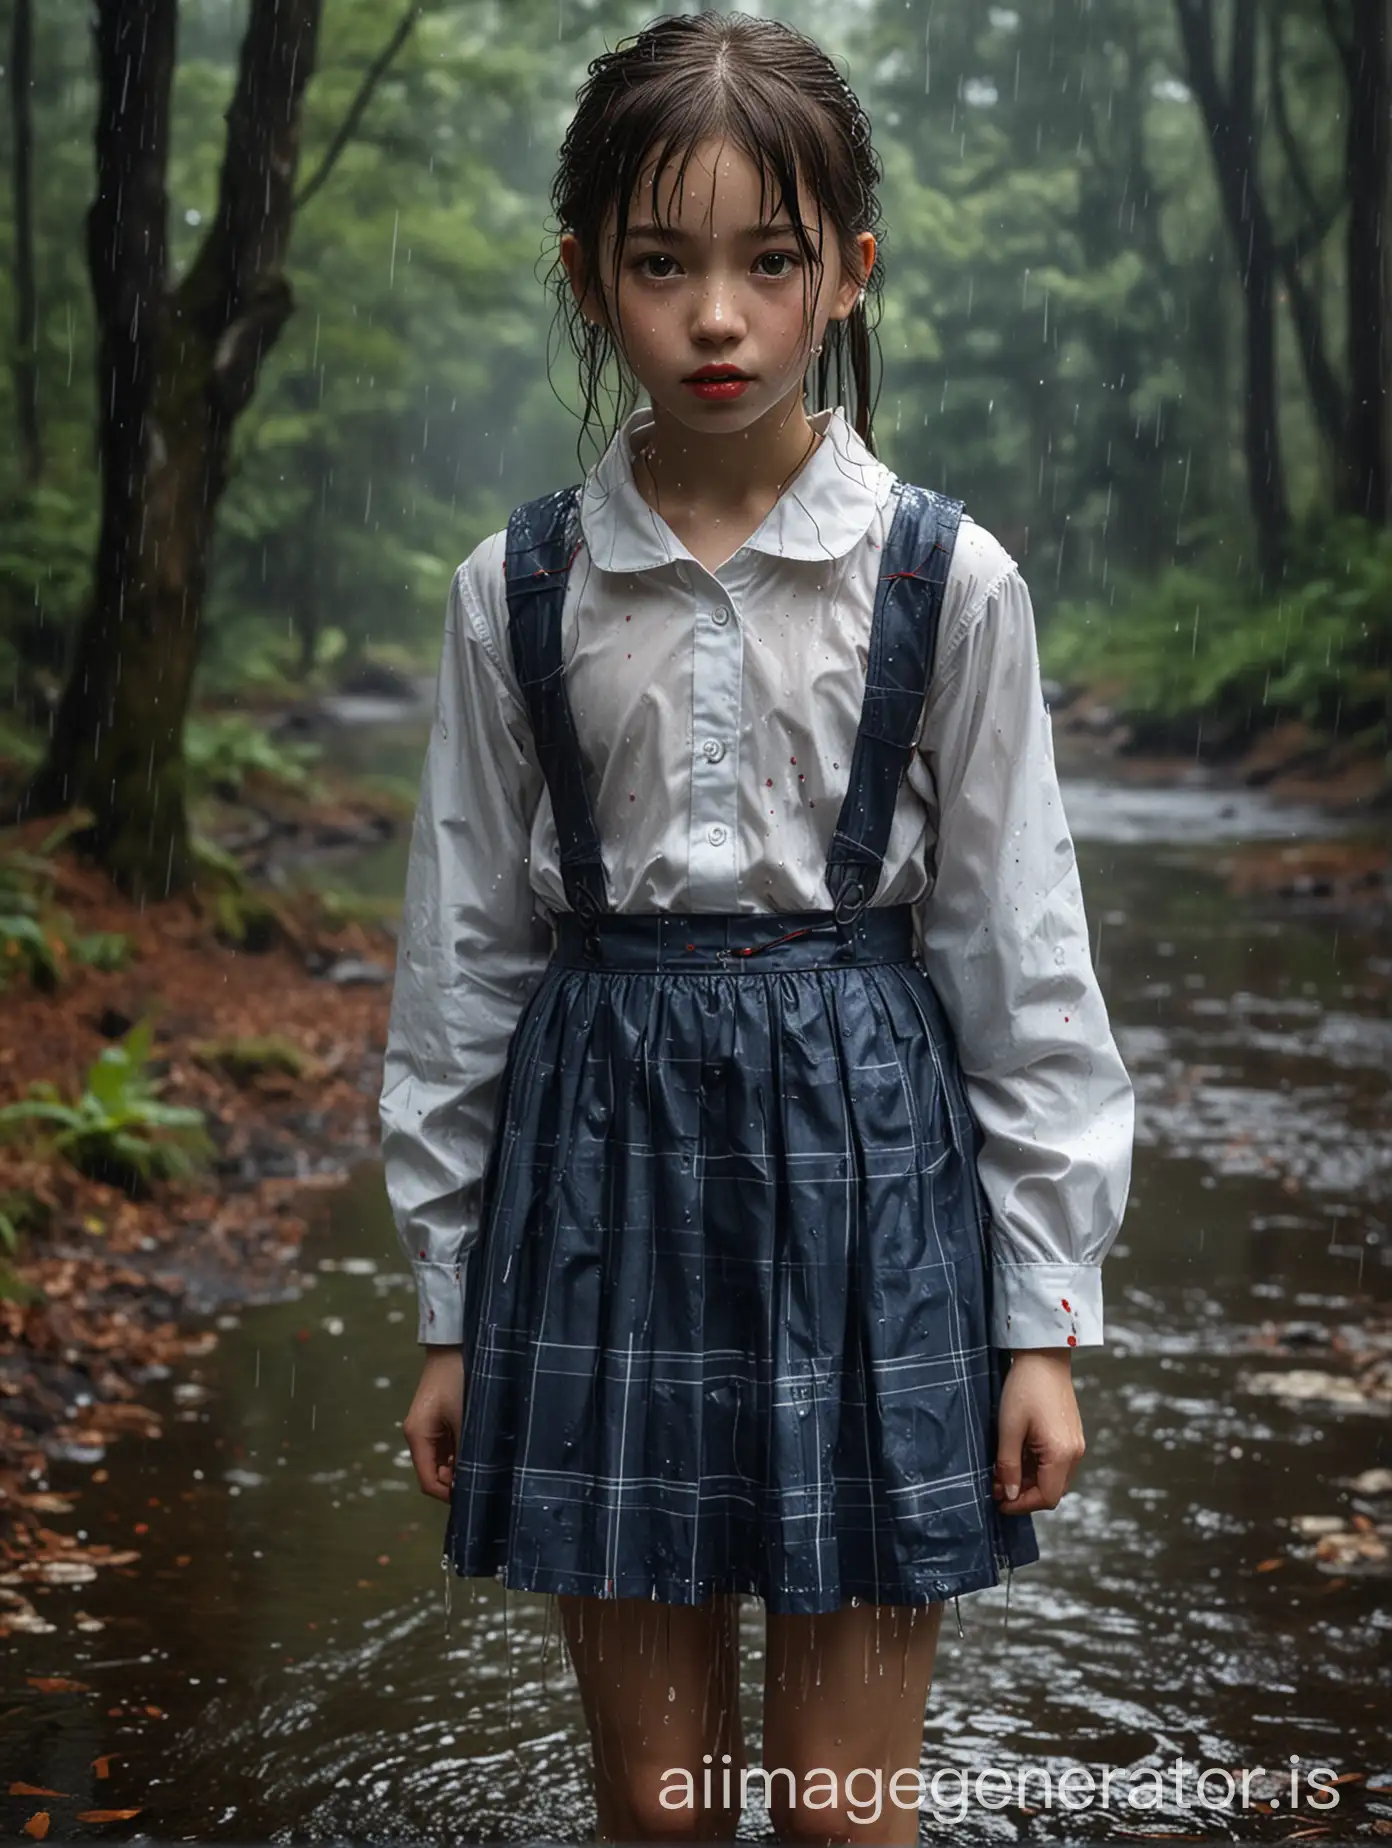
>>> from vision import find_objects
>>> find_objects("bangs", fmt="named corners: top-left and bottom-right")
top-left (600, 87), bottom-right (838, 290)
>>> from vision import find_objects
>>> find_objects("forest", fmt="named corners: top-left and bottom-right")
top-left (0, 0), bottom-right (1387, 898)
top-left (1, 6), bottom-right (1389, 1825)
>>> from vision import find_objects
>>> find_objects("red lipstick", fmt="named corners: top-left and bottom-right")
top-left (683, 364), bottom-right (753, 402)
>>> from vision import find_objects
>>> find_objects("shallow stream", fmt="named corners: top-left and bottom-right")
top-left (4, 717), bottom-right (1388, 1843)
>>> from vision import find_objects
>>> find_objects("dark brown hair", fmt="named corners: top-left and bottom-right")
top-left (548, 11), bottom-right (886, 466)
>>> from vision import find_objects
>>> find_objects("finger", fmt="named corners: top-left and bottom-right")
top-left (994, 1403), bottom-right (1029, 1506)
top-left (1034, 1453), bottom-right (1072, 1509)
top-left (405, 1424), bottom-right (450, 1501)
top-left (435, 1429), bottom-right (457, 1495)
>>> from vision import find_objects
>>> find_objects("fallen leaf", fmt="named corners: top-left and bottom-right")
top-left (75, 1811), bottom-right (142, 1823)
top-left (26, 1676), bottom-right (89, 1694)
top-left (1256, 1557), bottom-right (1285, 1571)
top-left (91, 1755), bottom-right (117, 1779)
top-left (8, 1785), bottom-right (67, 1798)
top-left (22, 1813), bottom-right (49, 1838)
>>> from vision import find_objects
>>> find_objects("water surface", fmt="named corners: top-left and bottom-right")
top-left (4, 736), bottom-right (1388, 1843)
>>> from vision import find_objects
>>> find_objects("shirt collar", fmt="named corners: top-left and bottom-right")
top-left (578, 402), bottom-right (895, 573)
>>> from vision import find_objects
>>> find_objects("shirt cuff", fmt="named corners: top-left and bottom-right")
top-left (413, 1254), bottom-right (471, 1346)
top-left (991, 1262), bottom-right (1103, 1350)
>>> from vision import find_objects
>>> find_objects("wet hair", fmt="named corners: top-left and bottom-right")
top-left (548, 10), bottom-right (886, 466)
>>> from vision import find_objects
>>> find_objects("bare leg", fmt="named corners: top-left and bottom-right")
top-left (559, 1592), bottom-right (747, 1843)
top-left (761, 1600), bottom-right (945, 1845)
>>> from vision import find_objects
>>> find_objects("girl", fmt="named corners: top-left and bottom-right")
top-left (384, 13), bottom-right (1134, 1843)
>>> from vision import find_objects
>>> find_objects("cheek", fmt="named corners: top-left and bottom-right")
top-left (765, 292), bottom-right (817, 350)
top-left (612, 285), bottom-right (674, 349)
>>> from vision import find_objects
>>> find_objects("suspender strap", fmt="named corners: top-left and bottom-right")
top-left (825, 482), bottom-right (964, 927)
top-left (502, 484), bottom-right (609, 923)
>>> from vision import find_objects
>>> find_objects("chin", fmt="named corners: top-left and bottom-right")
top-left (647, 389), bottom-right (789, 432)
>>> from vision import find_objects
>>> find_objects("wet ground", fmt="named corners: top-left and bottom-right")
top-left (3, 737), bottom-right (1389, 1843)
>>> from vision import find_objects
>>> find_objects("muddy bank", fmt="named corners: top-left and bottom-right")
top-left (0, 801), bottom-right (401, 1637)
top-left (1051, 689), bottom-right (1390, 921)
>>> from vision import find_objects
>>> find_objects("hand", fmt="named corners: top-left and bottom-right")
top-left (992, 1349), bottom-right (1085, 1516)
top-left (403, 1347), bottom-right (466, 1503)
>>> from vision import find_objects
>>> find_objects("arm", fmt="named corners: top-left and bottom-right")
top-left (379, 552), bottom-right (553, 1347)
top-left (914, 543), bottom-right (1135, 1355)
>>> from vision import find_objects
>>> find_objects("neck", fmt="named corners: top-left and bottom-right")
top-left (631, 387), bottom-right (826, 514)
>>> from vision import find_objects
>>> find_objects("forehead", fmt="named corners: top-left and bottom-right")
top-left (620, 134), bottom-right (819, 232)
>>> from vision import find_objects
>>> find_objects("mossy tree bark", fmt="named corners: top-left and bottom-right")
top-left (19, 0), bottom-right (323, 900)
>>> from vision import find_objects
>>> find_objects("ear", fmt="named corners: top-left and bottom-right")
top-left (828, 231), bottom-right (876, 322)
top-left (559, 232), bottom-right (602, 328)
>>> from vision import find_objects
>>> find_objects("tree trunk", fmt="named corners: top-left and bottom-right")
top-left (19, 0), bottom-right (323, 900)
top-left (1174, 0), bottom-right (1292, 581)
top-left (1341, 0), bottom-right (1389, 523)
top-left (9, 0), bottom-right (42, 485)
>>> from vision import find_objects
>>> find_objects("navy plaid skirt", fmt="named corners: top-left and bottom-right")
top-left (444, 906), bottom-right (1040, 1614)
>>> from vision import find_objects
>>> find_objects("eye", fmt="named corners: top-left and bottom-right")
top-left (755, 251), bottom-right (800, 278)
top-left (633, 252), bottom-right (679, 279)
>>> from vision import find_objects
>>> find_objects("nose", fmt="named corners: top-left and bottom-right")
top-left (689, 271), bottom-right (747, 346)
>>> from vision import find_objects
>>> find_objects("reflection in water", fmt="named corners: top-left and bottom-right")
top-left (2, 766), bottom-right (1389, 1842)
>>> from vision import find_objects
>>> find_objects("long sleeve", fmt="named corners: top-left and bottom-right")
top-left (379, 558), bottom-right (554, 1346)
top-left (914, 555), bottom-right (1135, 1351)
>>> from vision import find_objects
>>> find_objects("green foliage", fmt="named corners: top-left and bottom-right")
top-left (192, 1032), bottom-right (310, 1084)
top-left (0, 1189), bottom-right (50, 1307)
top-left (212, 886), bottom-right (288, 954)
top-left (0, 847), bottom-right (132, 992)
top-left (185, 712), bottom-right (323, 799)
top-left (1042, 519), bottom-right (1392, 747)
top-left (0, 0), bottom-right (1382, 766)
top-left (0, 1016), bottom-right (213, 1197)
top-left (0, 710), bottom-right (46, 775)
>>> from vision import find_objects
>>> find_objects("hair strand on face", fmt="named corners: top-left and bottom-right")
top-left (548, 10), bottom-right (885, 471)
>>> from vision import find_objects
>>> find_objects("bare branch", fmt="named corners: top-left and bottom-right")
top-left (294, 2), bottom-right (423, 212)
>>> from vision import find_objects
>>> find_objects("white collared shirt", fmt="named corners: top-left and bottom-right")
top-left (380, 404), bottom-right (1135, 1351)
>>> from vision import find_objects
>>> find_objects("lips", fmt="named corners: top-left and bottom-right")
top-left (683, 366), bottom-right (753, 401)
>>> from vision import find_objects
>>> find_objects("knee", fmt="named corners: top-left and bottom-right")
top-left (769, 1801), bottom-right (855, 1845)
top-left (623, 1767), bottom-right (737, 1843)
top-left (768, 1773), bottom-right (906, 1845)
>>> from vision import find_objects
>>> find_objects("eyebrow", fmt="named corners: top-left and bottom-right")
top-left (625, 221), bottom-right (799, 243)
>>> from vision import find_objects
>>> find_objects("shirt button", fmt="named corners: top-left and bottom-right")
top-left (710, 606), bottom-right (731, 626)
top-left (707, 823), bottom-right (728, 847)
top-left (701, 738), bottom-right (726, 763)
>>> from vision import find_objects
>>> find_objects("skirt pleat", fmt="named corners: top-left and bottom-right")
top-left (446, 951), bottom-right (1040, 1614)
